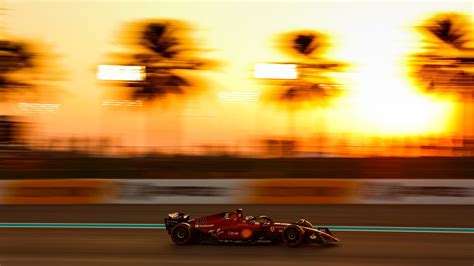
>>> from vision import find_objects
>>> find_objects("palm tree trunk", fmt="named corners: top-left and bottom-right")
top-left (288, 107), bottom-right (295, 141)
top-left (466, 92), bottom-right (473, 156)
top-left (286, 107), bottom-right (297, 157)
top-left (145, 105), bottom-right (154, 153)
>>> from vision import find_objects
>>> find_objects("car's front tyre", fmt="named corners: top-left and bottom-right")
top-left (282, 225), bottom-right (304, 247)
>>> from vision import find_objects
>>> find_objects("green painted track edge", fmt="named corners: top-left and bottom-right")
top-left (0, 223), bottom-right (473, 233)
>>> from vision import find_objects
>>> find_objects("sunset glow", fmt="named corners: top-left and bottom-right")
top-left (3, 0), bottom-right (471, 153)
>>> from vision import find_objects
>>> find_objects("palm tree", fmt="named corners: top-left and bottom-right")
top-left (118, 20), bottom-right (208, 101)
top-left (413, 13), bottom-right (473, 89)
top-left (102, 19), bottom-right (214, 151)
top-left (410, 13), bottom-right (473, 150)
top-left (263, 30), bottom-right (346, 148)
top-left (0, 40), bottom-right (35, 145)
top-left (0, 2), bottom-right (63, 149)
top-left (423, 13), bottom-right (471, 50)
top-left (0, 40), bottom-right (35, 102)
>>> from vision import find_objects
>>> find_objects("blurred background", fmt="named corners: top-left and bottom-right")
top-left (0, 1), bottom-right (473, 157)
top-left (0, 0), bottom-right (471, 158)
top-left (0, 0), bottom-right (473, 176)
top-left (0, 0), bottom-right (473, 265)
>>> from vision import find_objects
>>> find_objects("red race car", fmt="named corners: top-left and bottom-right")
top-left (164, 208), bottom-right (339, 247)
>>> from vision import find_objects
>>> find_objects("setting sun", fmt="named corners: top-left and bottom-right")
top-left (342, 64), bottom-right (456, 136)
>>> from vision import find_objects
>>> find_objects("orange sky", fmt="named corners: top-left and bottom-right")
top-left (3, 0), bottom-right (472, 150)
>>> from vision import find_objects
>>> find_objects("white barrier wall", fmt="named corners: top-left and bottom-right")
top-left (115, 179), bottom-right (248, 204)
top-left (356, 179), bottom-right (474, 205)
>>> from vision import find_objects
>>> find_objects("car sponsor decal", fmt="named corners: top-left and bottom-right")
top-left (195, 224), bottom-right (214, 228)
top-left (241, 228), bottom-right (253, 238)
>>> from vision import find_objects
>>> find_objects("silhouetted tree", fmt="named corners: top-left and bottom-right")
top-left (0, 40), bottom-right (34, 146)
top-left (0, 40), bottom-right (35, 98)
top-left (423, 13), bottom-right (471, 50)
top-left (412, 13), bottom-right (473, 91)
top-left (101, 19), bottom-right (215, 150)
top-left (263, 30), bottom-right (346, 141)
top-left (110, 19), bottom-right (213, 102)
top-left (0, 38), bottom-right (62, 102)
top-left (410, 13), bottom-right (473, 147)
top-left (0, 2), bottom-right (65, 149)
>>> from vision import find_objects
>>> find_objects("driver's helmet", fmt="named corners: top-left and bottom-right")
top-left (297, 218), bottom-right (313, 228)
top-left (236, 208), bottom-right (243, 220)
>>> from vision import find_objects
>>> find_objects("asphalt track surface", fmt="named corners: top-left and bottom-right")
top-left (1, 205), bottom-right (473, 266)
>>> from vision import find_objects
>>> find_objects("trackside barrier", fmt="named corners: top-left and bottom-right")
top-left (0, 179), bottom-right (117, 204)
top-left (242, 179), bottom-right (359, 204)
top-left (242, 179), bottom-right (474, 204)
top-left (114, 179), bottom-right (247, 204)
top-left (0, 179), bottom-right (472, 205)
top-left (355, 179), bottom-right (474, 204)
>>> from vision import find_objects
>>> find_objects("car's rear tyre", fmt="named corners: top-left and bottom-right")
top-left (282, 225), bottom-right (304, 247)
top-left (171, 223), bottom-right (192, 245)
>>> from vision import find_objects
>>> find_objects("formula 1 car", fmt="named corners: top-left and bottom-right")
top-left (164, 208), bottom-right (339, 247)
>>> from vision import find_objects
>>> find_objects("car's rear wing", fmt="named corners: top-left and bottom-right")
top-left (164, 212), bottom-right (191, 232)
